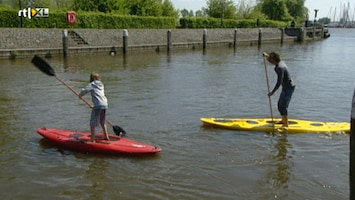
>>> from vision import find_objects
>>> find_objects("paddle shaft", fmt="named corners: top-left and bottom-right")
top-left (263, 56), bottom-right (274, 123)
top-left (55, 75), bottom-right (92, 108)
top-left (55, 75), bottom-right (115, 127)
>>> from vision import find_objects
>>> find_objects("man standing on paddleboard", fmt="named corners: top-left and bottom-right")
top-left (79, 72), bottom-right (109, 142)
top-left (263, 52), bottom-right (295, 128)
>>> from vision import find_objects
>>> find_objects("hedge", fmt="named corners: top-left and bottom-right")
top-left (0, 8), bottom-right (288, 29)
top-left (0, 9), bottom-right (178, 29)
top-left (179, 17), bottom-right (288, 29)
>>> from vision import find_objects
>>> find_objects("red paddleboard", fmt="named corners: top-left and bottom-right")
top-left (37, 128), bottom-right (162, 155)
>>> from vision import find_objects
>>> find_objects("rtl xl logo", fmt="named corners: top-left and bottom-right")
top-left (18, 8), bottom-right (49, 19)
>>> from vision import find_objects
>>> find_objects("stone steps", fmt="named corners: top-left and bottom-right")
top-left (68, 30), bottom-right (89, 45)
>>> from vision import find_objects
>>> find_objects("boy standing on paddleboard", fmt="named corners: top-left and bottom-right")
top-left (79, 72), bottom-right (109, 142)
top-left (263, 52), bottom-right (295, 128)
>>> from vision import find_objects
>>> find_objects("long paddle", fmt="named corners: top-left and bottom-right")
top-left (263, 55), bottom-right (275, 131)
top-left (31, 55), bottom-right (126, 137)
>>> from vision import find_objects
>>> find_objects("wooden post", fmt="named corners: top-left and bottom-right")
top-left (312, 26), bottom-right (316, 39)
top-left (321, 27), bottom-right (324, 39)
top-left (350, 88), bottom-right (355, 199)
top-left (280, 28), bottom-right (284, 44)
top-left (233, 29), bottom-right (237, 48)
top-left (297, 27), bottom-right (305, 42)
top-left (258, 28), bottom-right (262, 46)
top-left (167, 29), bottom-right (172, 52)
top-left (123, 29), bottom-right (128, 54)
top-left (203, 29), bottom-right (207, 49)
top-left (62, 29), bottom-right (68, 57)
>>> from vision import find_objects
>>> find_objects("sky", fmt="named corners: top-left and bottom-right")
top-left (170, 0), bottom-right (355, 20)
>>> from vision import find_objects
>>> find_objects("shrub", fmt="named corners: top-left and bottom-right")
top-left (0, 9), bottom-right (177, 29)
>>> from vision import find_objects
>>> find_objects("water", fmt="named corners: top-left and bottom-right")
top-left (0, 28), bottom-right (354, 200)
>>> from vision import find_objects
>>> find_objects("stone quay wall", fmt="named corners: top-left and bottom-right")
top-left (0, 28), bottom-right (296, 59)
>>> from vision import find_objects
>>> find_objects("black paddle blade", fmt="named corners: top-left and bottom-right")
top-left (113, 125), bottom-right (127, 137)
top-left (31, 55), bottom-right (56, 76)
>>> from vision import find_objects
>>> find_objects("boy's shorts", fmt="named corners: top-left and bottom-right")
top-left (90, 109), bottom-right (106, 128)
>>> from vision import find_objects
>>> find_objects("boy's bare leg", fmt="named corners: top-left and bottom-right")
top-left (102, 124), bottom-right (109, 140)
top-left (90, 126), bottom-right (96, 142)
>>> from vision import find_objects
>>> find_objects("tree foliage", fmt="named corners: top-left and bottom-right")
top-left (205, 0), bottom-right (237, 19)
top-left (3, 0), bottom-right (309, 23)
top-left (235, 0), bottom-right (263, 19)
top-left (125, 0), bottom-right (161, 16)
top-left (180, 9), bottom-right (194, 17)
top-left (6, 0), bottom-right (178, 17)
top-left (9, 0), bottom-right (74, 10)
top-left (259, 0), bottom-right (307, 21)
top-left (261, 0), bottom-right (291, 21)
top-left (179, 0), bottom-right (308, 22)
top-left (162, 0), bottom-right (179, 17)
top-left (72, 0), bottom-right (114, 12)
top-left (318, 17), bottom-right (331, 24)
top-left (285, 0), bottom-right (307, 20)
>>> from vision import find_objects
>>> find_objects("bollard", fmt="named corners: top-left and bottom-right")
top-left (280, 28), bottom-right (284, 44)
top-left (123, 29), bottom-right (128, 54)
top-left (258, 28), bottom-right (262, 46)
top-left (233, 29), bottom-right (237, 48)
top-left (350, 88), bottom-right (355, 199)
top-left (62, 29), bottom-right (68, 57)
top-left (203, 29), bottom-right (207, 49)
top-left (167, 30), bottom-right (172, 52)
top-left (321, 27), bottom-right (324, 39)
top-left (297, 27), bottom-right (305, 42)
top-left (312, 26), bottom-right (316, 39)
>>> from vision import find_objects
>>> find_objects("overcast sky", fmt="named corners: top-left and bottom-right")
top-left (170, 0), bottom-right (355, 20)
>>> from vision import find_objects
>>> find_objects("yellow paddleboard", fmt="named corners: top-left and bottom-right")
top-left (200, 118), bottom-right (350, 133)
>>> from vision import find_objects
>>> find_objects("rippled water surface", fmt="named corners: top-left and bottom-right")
top-left (0, 28), bottom-right (354, 200)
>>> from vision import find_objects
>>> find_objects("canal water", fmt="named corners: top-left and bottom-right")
top-left (0, 28), bottom-right (354, 200)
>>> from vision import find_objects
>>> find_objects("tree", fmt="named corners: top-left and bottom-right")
top-left (195, 9), bottom-right (207, 17)
top-left (258, 0), bottom-right (307, 21)
top-left (72, 0), bottom-right (94, 11)
top-left (70, 0), bottom-right (178, 17)
top-left (180, 9), bottom-right (189, 17)
top-left (72, 0), bottom-right (118, 13)
top-left (285, 0), bottom-right (307, 20)
top-left (260, 0), bottom-right (291, 21)
top-left (96, 0), bottom-right (119, 13)
top-left (0, 0), bottom-right (180, 18)
top-left (318, 17), bottom-right (330, 24)
top-left (180, 9), bottom-right (195, 17)
top-left (162, 0), bottom-right (179, 18)
top-left (126, 0), bottom-right (163, 16)
top-left (1, 0), bottom-right (74, 10)
top-left (205, 0), bottom-right (237, 19)
top-left (235, 0), bottom-right (257, 19)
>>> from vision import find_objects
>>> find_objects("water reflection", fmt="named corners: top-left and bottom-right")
top-left (123, 54), bottom-right (128, 69)
top-left (267, 134), bottom-right (293, 199)
top-left (85, 158), bottom-right (109, 199)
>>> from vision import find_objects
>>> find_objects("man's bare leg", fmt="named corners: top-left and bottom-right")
top-left (281, 115), bottom-right (288, 127)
